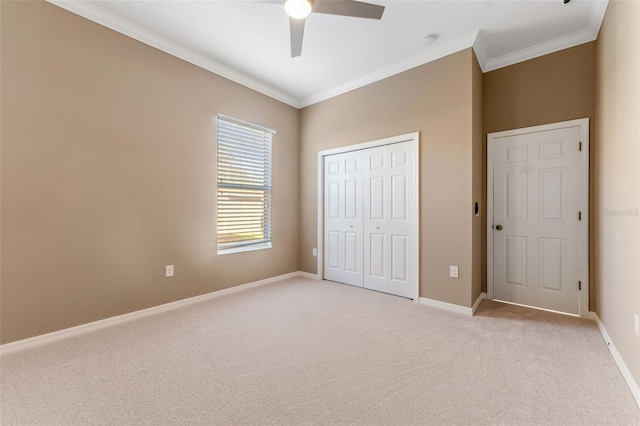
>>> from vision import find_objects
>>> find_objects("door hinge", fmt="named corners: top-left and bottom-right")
top-left (579, 141), bottom-right (582, 151)
top-left (579, 211), bottom-right (582, 221)
top-left (579, 281), bottom-right (582, 291)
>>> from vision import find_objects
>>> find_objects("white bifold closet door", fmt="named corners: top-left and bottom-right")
top-left (324, 141), bottom-right (415, 299)
top-left (324, 150), bottom-right (364, 287)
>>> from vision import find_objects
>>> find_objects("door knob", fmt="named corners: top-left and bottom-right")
top-left (496, 224), bottom-right (503, 231)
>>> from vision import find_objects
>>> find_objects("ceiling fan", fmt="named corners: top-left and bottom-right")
top-left (281, 0), bottom-right (385, 57)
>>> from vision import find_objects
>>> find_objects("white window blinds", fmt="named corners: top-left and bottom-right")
top-left (217, 115), bottom-right (273, 253)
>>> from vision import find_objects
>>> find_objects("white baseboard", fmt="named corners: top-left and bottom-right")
top-left (419, 297), bottom-right (473, 316)
top-left (297, 271), bottom-right (320, 280)
top-left (591, 312), bottom-right (640, 410)
top-left (0, 271), bottom-right (305, 356)
top-left (419, 292), bottom-right (487, 316)
top-left (472, 292), bottom-right (487, 315)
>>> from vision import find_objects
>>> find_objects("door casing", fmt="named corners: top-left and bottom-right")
top-left (487, 118), bottom-right (590, 318)
top-left (317, 132), bottom-right (420, 302)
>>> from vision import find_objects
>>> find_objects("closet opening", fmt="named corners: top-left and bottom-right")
top-left (316, 132), bottom-right (420, 301)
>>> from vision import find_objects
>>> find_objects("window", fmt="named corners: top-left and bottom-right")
top-left (217, 115), bottom-right (273, 254)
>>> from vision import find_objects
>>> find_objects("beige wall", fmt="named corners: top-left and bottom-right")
top-left (595, 0), bottom-right (640, 388)
top-left (483, 42), bottom-right (597, 308)
top-left (300, 49), bottom-right (481, 307)
top-left (0, 1), bottom-right (300, 343)
top-left (483, 42), bottom-right (596, 134)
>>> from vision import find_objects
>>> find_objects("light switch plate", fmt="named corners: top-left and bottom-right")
top-left (312, 248), bottom-right (317, 257)
top-left (166, 265), bottom-right (174, 277)
top-left (635, 313), bottom-right (639, 337)
top-left (449, 266), bottom-right (459, 279)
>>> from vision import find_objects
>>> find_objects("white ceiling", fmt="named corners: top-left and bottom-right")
top-left (48, 0), bottom-right (608, 108)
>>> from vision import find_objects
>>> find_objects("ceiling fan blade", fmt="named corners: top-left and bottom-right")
top-left (290, 17), bottom-right (306, 57)
top-left (313, 0), bottom-right (384, 20)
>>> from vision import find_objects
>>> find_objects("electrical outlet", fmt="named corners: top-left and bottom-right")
top-left (166, 265), bottom-right (174, 277)
top-left (312, 248), bottom-right (317, 257)
top-left (449, 266), bottom-right (459, 279)
top-left (635, 313), bottom-right (639, 337)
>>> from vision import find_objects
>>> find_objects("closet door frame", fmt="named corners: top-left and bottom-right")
top-left (317, 132), bottom-right (420, 302)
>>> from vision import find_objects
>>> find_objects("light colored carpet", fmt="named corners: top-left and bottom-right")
top-left (1, 276), bottom-right (639, 425)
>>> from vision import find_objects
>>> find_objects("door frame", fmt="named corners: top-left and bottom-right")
top-left (486, 118), bottom-right (590, 318)
top-left (317, 132), bottom-right (420, 302)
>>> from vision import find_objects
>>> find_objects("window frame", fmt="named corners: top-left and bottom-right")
top-left (216, 114), bottom-right (274, 256)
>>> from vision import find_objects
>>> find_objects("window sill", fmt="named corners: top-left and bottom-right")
top-left (217, 242), bottom-right (272, 256)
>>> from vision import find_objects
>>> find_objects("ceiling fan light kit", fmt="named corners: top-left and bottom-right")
top-left (286, 0), bottom-right (385, 57)
top-left (284, 0), bottom-right (312, 19)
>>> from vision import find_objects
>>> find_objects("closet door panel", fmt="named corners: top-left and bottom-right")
top-left (387, 142), bottom-right (415, 298)
top-left (391, 235), bottom-right (408, 282)
top-left (324, 155), bottom-right (344, 283)
top-left (369, 177), bottom-right (385, 220)
top-left (324, 151), bottom-right (363, 287)
top-left (341, 151), bottom-right (364, 286)
top-left (363, 145), bottom-right (390, 293)
top-left (345, 231), bottom-right (358, 273)
top-left (391, 175), bottom-right (407, 221)
top-left (369, 233), bottom-right (385, 277)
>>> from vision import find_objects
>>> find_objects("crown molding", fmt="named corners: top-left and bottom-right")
top-left (472, 31), bottom-right (490, 72)
top-left (587, 0), bottom-right (609, 39)
top-left (482, 28), bottom-right (597, 73)
top-left (299, 31), bottom-right (479, 108)
top-left (46, 0), bottom-right (301, 108)
top-left (45, 0), bottom-right (609, 108)
top-left (478, 0), bottom-right (608, 73)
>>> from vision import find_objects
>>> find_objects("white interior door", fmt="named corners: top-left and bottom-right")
top-left (363, 141), bottom-right (415, 299)
top-left (492, 126), bottom-right (582, 315)
top-left (324, 151), bottom-right (364, 287)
